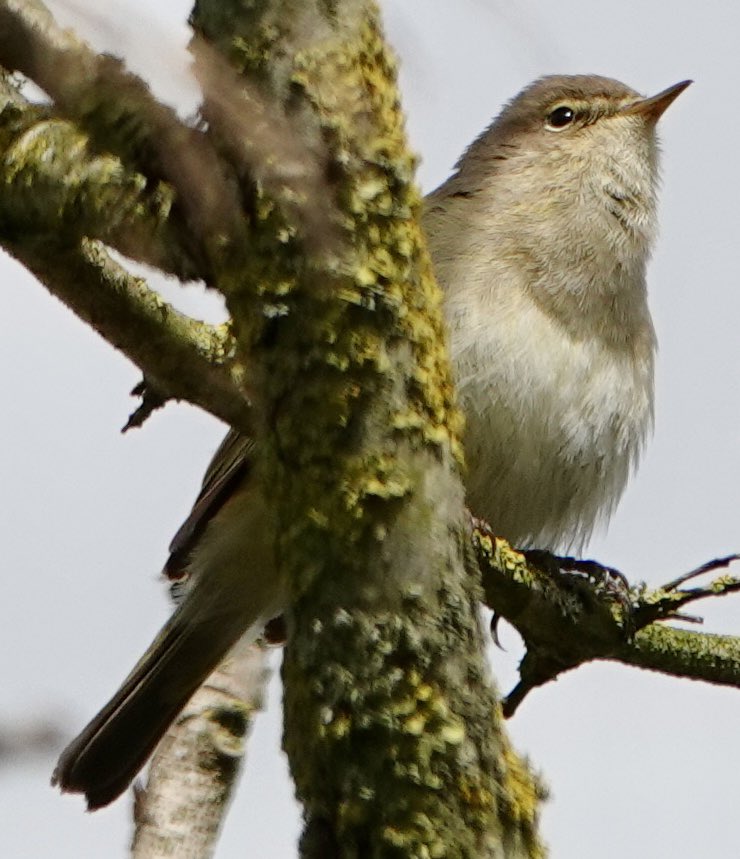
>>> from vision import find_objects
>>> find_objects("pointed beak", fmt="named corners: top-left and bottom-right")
top-left (620, 79), bottom-right (692, 122)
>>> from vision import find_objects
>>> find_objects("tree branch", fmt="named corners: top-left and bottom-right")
top-left (617, 623), bottom-right (740, 686)
top-left (132, 636), bottom-right (272, 859)
top-left (2, 235), bottom-right (253, 433)
top-left (2, 0), bottom-right (547, 854)
top-left (0, 75), bottom-right (203, 280)
top-left (0, 0), bottom-right (246, 265)
top-left (474, 525), bottom-right (740, 715)
top-left (188, 1), bottom-right (542, 855)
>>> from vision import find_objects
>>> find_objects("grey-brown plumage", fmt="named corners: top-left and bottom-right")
top-left (53, 432), bottom-right (280, 809)
top-left (426, 75), bottom-right (689, 548)
top-left (53, 75), bottom-right (690, 809)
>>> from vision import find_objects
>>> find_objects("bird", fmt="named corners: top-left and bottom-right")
top-left (53, 74), bottom-right (690, 809)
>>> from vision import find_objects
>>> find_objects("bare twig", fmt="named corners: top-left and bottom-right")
top-left (661, 553), bottom-right (740, 592)
top-left (123, 378), bottom-right (168, 432)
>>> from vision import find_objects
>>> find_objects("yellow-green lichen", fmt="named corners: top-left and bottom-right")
top-left (189, 3), bottom-right (520, 854)
top-left (497, 728), bottom-right (548, 859)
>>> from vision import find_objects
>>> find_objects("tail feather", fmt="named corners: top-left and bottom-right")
top-left (52, 601), bottom-right (252, 810)
top-left (54, 471), bottom-right (281, 809)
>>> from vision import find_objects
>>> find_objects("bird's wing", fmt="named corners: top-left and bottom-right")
top-left (164, 429), bottom-right (255, 577)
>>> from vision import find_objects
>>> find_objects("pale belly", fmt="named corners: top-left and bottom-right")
top-left (452, 315), bottom-right (653, 551)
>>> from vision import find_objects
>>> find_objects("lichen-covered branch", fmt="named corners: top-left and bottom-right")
top-left (3, 236), bottom-right (252, 433)
top-left (0, 62), bottom-right (254, 427)
top-left (2, 0), bottom-right (547, 854)
top-left (616, 623), bottom-right (740, 685)
top-left (474, 526), bottom-right (740, 715)
top-left (0, 0), bottom-right (246, 264)
top-left (189, 0), bottom-right (543, 856)
top-left (191, 35), bottom-right (339, 254)
top-left (0, 0), bottom-right (338, 269)
top-left (0, 72), bottom-right (201, 278)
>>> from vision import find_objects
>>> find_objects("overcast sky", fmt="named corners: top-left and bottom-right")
top-left (2, 1), bottom-right (739, 857)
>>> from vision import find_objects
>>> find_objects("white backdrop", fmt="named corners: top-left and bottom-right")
top-left (1, 1), bottom-right (738, 856)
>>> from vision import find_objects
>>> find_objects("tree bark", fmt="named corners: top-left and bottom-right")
top-left (132, 638), bottom-right (272, 859)
top-left (7, 1), bottom-right (737, 857)
top-left (0, 0), bottom-right (543, 853)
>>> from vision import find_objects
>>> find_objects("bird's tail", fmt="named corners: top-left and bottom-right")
top-left (52, 591), bottom-right (259, 810)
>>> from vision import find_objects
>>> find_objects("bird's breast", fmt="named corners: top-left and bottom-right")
top-left (448, 288), bottom-right (653, 550)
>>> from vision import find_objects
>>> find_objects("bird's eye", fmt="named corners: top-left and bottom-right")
top-left (545, 106), bottom-right (576, 130)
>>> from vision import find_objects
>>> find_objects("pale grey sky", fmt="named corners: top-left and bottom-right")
top-left (2, 1), bottom-right (739, 857)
